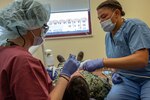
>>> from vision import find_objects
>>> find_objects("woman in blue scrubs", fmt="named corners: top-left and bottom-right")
top-left (80, 0), bottom-right (150, 100)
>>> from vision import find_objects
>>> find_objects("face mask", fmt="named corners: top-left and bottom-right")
top-left (28, 45), bottom-right (40, 54)
top-left (31, 31), bottom-right (44, 46)
top-left (100, 12), bottom-right (116, 32)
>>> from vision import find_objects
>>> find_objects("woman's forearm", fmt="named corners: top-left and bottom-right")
top-left (49, 76), bottom-right (69, 100)
top-left (103, 49), bottom-right (149, 70)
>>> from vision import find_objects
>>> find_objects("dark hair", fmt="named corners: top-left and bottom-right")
top-left (63, 76), bottom-right (90, 100)
top-left (96, 0), bottom-right (125, 16)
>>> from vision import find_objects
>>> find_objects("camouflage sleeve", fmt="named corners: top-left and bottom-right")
top-left (80, 71), bottom-right (111, 100)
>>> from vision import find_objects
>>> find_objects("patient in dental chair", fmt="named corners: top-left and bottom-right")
top-left (48, 53), bottom-right (111, 100)
top-left (54, 70), bottom-right (111, 100)
top-left (73, 70), bottom-right (111, 100)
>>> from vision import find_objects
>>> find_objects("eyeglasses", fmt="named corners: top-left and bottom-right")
top-left (41, 24), bottom-right (49, 36)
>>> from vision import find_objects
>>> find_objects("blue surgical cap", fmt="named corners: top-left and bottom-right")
top-left (0, 0), bottom-right (51, 45)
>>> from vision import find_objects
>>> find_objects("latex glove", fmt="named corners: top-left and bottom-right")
top-left (79, 58), bottom-right (104, 72)
top-left (112, 73), bottom-right (123, 84)
top-left (46, 67), bottom-right (58, 80)
top-left (79, 59), bottom-right (91, 69)
top-left (60, 54), bottom-right (80, 77)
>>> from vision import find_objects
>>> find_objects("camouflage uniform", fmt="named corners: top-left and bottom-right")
top-left (50, 70), bottom-right (111, 99)
top-left (80, 71), bottom-right (111, 100)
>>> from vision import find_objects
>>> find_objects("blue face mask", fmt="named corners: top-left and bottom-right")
top-left (100, 12), bottom-right (116, 32)
top-left (31, 31), bottom-right (44, 46)
top-left (30, 24), bottom-right (49, 46)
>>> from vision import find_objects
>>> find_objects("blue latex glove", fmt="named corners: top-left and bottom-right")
top-left (80, 58), bottom-right (104, 72)
top-left (46, 67), bottom-right (58, 80)
top-left (60, 54), bottom-right (80, 77)
top-left (112, 73), bottom-right (123, 84)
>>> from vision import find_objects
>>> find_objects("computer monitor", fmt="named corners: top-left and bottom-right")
top-left (45, 10), bottom-right (92, 38)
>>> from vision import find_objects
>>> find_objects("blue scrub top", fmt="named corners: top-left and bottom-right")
top-left (105, 18), bottom-right (150, 80)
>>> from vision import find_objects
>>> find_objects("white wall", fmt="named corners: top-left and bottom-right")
top-left (50, 0), bottom-right (89, 12)
top-left (0, 0), bottom-right (12, 8)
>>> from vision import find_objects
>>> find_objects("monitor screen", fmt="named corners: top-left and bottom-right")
top-left (45, 10), bottom-right (91, 38)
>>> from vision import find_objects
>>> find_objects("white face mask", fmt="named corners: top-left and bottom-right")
top-left (100, 12), bottom-right (116, 32)
top-left (31, 31), bottom-right (44, 46)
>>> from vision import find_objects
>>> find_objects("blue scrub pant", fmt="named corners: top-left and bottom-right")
top-left (105, 75), bottom-right (150, 100)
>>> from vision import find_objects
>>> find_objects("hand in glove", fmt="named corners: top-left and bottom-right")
top-left (112, 73), bottom-right (123, 84)
top-left (46, 67), bottom-right (58, 80)
top-left (79, 58), bottom-right (104, 72)
top-left (60, 54), bottom-right (80, 77)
